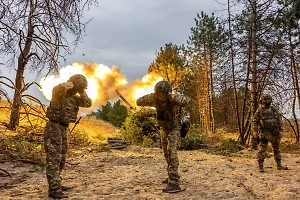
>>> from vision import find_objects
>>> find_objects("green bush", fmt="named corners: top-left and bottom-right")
top-left (120, 112), bottom-right (143, 145)
top-left (120, 109), bottom-right (160, 147)
top-left (179, 124), bottom-right (207, 150)
top-left (205, 138), bottom-right (241, 156)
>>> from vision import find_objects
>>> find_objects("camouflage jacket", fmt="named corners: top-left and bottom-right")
top-left (46, 82), bottom-right (92, 124)
top-left (252, 105), bottom-right (283, 133)
top-left (136, 93), bottom-right (190, 131)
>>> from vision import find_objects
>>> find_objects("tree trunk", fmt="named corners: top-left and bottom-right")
top-left (8, 59), bottom-right (25, 130)
top-left (250, 0), bottom-right (258, 145)
top-left (288, 28), bottom-right (300, 141)
top-left (208, 49), bottom-right (215, 133)
top-left (227, 0), bottom-right (242, 142)
top-left (8, 2), bottom-right (34, 130)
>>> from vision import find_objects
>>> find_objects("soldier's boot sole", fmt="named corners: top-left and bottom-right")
top-left (49, 190), bottom-right (68, 199)
top-left (162, 183), bottom-right (185, 193)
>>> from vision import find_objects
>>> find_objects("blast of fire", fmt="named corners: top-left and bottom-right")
top-left (39, 62), bottom-right (163, 112)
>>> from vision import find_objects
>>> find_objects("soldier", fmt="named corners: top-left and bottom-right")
top-left (44, 74), bottom-right (92, 198)
top-left (252, 94), bottom-right (288, 172)
top-left (136, 80), bottom-right (190, 193)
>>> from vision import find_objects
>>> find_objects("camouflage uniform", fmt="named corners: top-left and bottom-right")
top-left (252, 94), bottom-right (287, 172)
top-left (44, 74), bottom-right (92, 197)
top-left (136, 81), bottom-right (190, 190)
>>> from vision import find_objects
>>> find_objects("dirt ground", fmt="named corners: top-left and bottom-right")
top-left (0, 145), bottom-right (300, 200)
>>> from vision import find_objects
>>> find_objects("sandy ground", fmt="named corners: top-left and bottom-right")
top-left (0, 145), bottom-right (300, 200)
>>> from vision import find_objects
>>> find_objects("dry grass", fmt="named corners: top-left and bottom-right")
top-left (72, 116), bottom-right (119, 142)
top-left (0, 100), bottom-right (119, 166)
top-left (0, 100), bottom-right (118, 143)
top-left (0, 100), bottom-right (12, 122)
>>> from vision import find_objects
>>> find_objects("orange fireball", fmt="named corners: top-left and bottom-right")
top-left (39, 62), bottom-right (163, 111)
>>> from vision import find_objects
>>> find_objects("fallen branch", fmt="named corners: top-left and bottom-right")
top-left (0, 168), bottom-right (11, 178)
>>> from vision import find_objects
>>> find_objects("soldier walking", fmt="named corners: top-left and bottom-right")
top-left (252, 94), bottom-right (288, 172)
top-left (136, 81), bottom-right (190, 193)
top-left (44, 74), bottom-right (92, 198)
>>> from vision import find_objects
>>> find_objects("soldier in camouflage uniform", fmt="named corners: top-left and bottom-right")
top-left (44, 74), bottom-right (92, 199)
top-left (252, 94), bottom-right (288, 172)
top-left (136, 80), bottom-right (190, 193)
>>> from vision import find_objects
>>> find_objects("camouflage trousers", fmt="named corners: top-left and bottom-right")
top-left (44, 121), bottom-right (69, 192)
top-left (257, 131), bottom-right (281, 162)
top-left (160, 125), bottom-right (181, 185)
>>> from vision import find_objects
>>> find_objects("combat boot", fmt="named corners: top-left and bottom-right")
top-left (258, 161), bottom-right (264, 172)
top-left (276, 160), bottom-right (288, 170)
top-left (49, 190), bottom-right (68, 199)
top-left (162, 183), bottom-right (182, 193)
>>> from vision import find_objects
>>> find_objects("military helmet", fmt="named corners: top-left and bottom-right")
top-left (68, 74), bottom-right (88, 91)
top-left (260, 94), bottom-right (272, 102)
top-left (154, 81), bottom-right (172, 93)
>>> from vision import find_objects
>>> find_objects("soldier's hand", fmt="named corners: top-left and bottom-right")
top-left (64, 82), bottom-right (74, 90)
top-left (78, 90), bottom-right (88, 97)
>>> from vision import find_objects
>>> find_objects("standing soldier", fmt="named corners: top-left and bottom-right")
top-left (252, 94), bottom-right (288, 172)
top-left (44, 74), bottom-right (92, 198)
top-left (136, 80), bottom-right (190, 193)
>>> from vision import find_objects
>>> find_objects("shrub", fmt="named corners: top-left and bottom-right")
top-left (205, 138), bottom-right (242, 156)
top-left (179, 124), bottom-right (207, 150)
top-left (120, 108), bottom-right (160, 147)
top-left (119, 112), bottom-right (144, 145)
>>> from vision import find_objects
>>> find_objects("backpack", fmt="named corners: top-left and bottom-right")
top-left (258, 106), bottom-right (280, 131)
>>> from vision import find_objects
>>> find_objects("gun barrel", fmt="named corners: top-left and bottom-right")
top-left (116, 90), bottom-right (134, 109)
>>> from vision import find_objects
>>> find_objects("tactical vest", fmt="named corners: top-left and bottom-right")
top-left (155, 99), bottom-right (181, 131)
top-left (258, 106), bottom-right (280, 131)
top-left (46, 93), bottom-right (79, 124)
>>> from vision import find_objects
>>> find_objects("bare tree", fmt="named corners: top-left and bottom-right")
top-left (0, 0), bottom-right (98, 130)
